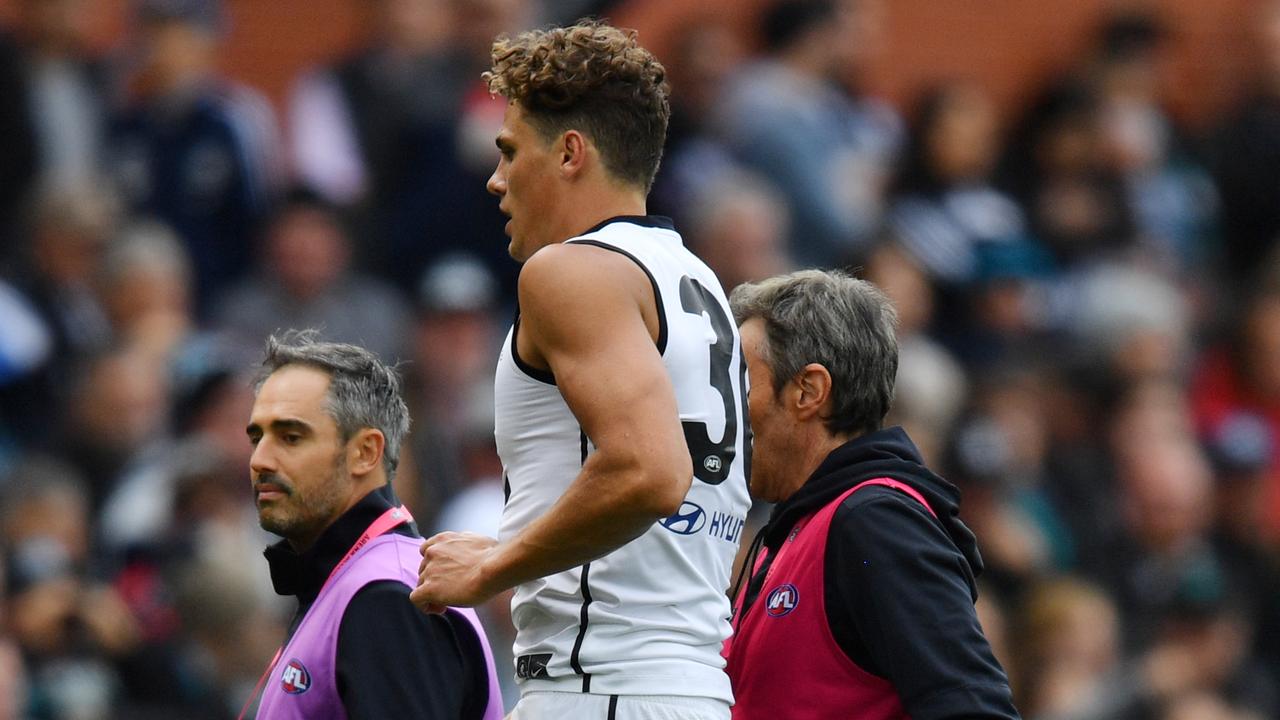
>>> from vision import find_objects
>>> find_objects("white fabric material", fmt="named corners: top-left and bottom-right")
top-left (510, 691), bottom-right (730, 720)
top-left (493, 220), bottom-right (751, 701)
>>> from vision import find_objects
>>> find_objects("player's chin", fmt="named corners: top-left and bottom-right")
top-left (507, 238), bottom-right (527, 263)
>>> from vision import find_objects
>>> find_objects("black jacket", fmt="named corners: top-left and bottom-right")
top-left (264, 484), bottom-right (491, 719)
top-left (738, 427), bottom-right (1019, 720)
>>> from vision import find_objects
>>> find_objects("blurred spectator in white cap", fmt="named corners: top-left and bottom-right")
top-left (405, 253), bottom-right (502, 524)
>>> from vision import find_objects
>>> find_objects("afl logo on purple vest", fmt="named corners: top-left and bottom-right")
top-left (660, 501), bottom-right (707, 535)
top-left (281, 659), bottom-right (311, 694)
top-left (766, 584), bottom-right (799, 617)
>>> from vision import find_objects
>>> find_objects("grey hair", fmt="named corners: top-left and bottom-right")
top-left (254, 330), bottom-right (410, 481)
top-left (730, 269), bottom-right (899, 437)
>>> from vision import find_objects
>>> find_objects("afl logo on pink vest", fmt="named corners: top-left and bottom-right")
top-left (280, 658), bottom-right (312, 694)
top-left (765, 583), bottom-right (799, 617)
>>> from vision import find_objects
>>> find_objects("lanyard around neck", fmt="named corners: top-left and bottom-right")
top-left (323, 504), bottom-right (414, 589)
top-left (237, 504), bottom-right (414, 720)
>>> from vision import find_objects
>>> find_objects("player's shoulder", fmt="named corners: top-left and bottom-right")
top-left (519, 241), bottom-right (650, 299)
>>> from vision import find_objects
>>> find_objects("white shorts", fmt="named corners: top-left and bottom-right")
top-left (510, 691), bottom-right (730, 720)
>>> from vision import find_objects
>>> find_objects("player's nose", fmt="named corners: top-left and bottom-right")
top-left (487, 164), bottom-right (506, 197)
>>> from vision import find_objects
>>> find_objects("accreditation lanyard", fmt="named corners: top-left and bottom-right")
top-left (236, 505), bottom-right (415, 720)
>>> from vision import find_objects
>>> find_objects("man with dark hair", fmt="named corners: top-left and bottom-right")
top-left (722, 270), bottom-right (1019, 719)
top-left (411, 20), bottom-right (751, 720)
top-left (719, 0), bottom-right (901, 268)
top-left (245, 331), bottom-right (502, 719)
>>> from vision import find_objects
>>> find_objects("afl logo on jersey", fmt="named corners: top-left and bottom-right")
top-left (766, 584), bottom-right (799, 617)
top-left (703, 455), bottom-right (722, 473)
top-left (280, 659), bottom-right (311, 695)
top-left (660, 501), bottom-right (707, 535)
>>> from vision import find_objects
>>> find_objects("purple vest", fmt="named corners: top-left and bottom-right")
top-left (255, 533), bottom-right (504, 720)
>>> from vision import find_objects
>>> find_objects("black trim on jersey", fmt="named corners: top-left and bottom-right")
top-left (502, 474), bottom-right (510, 505)
top-left (578, 214), bottom-right (676, 235)
top-left (566, 239), bottom-right (669, 355)
top-left (607, 695), bottom-right (619, 719)
top-left (571, 561), bottom-right (594, 692)
top-left (571, 425), bottom-right (595, 692)
top-left (510, 312), bottom-right (557, 385)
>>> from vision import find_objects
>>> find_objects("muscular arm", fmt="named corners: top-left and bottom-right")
top-left (413, 243), bottom-right (693, 607)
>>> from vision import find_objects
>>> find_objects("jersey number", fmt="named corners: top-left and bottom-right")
top-left (679, 276), bottom-right (752, 485)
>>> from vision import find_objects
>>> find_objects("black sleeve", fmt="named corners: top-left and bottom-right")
top-left (337, 580), bottom-right (483, 720)
top-left (826, 491), bottom-right (1020, 720)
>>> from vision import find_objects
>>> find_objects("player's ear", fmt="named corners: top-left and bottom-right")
top-left (560, 129), bottom-right (589, 178)
top-left (348, 428), bottom-right (386, 480)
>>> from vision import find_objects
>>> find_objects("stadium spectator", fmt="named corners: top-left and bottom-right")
top-left (288, 0), bottom-right (524, 295)
top-left (1192, 266), bottom-right (1280, 538)
top-left (999, 81), bottom-right (1135, 270)
top-left (887, 82), bottom-right (1037, 288)
top-left (684, 168), bottom-right (793, 295)
top-left (718, 0), bottom-right (902, 267)
top-left (865, 242), bottom-right (967, 464)
top-left (96, 219), bottom-right (194, 362)
top-left (212, 186), bottom-right (413, 365)
top-left (2, 457), bottom-right (140, 720)
top-left (13, 0), bottom-right (115, 196)
top-left (404, 253), bottom-right (502, 523)
top-left (56, 345), bottom-right (172, 511)
top-left (107, 0), bottom-right (279, 314)
top-left (1210, 0), bottom-right (1280, 292)
top-left (648, 18), bottom-right (745, 222)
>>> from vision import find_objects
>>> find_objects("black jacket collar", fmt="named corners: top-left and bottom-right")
top-left (763, 426), bottom-right (982, 573)
top-left (264, 484), bottom-right (416, 602)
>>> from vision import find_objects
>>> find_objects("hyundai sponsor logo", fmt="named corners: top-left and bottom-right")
top-left (660, 501), bottom-right (707, 535)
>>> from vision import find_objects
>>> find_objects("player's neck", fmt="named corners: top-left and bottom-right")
top-left (561, 184), bottom-right (649, 240)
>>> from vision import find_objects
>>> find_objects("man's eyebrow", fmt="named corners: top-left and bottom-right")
top-left (246, 418), bottom-right (314, 436)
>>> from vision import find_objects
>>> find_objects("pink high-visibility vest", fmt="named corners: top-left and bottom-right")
top-left (724, 478), bottom-right (935, 719)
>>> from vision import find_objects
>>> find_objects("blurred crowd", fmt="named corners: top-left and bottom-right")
top-left (1, 0), bottom-right (1280, 718)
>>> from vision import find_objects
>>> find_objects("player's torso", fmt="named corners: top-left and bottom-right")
top-left (493, 217), bottom-right (752, 699)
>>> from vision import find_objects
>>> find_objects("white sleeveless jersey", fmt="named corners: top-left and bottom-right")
top-left (494, 217), bottom-right (752, 701)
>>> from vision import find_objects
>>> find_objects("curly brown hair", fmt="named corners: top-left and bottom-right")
top-left (484, 20), bottom-right (671, 191)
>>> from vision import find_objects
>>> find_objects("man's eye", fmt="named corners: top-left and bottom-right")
top-left (249, 436), bottom-right (261, 446)
top-left (284, 434), bottom-right (302, 445)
